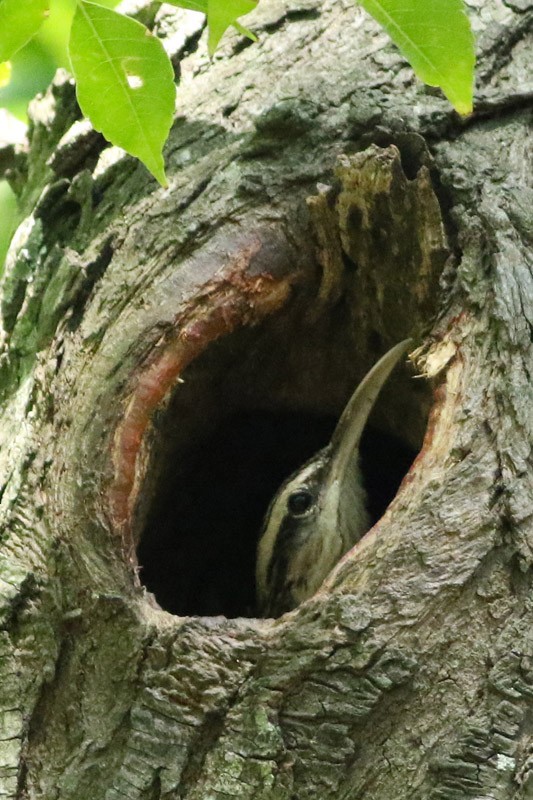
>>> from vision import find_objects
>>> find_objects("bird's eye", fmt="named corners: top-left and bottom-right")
top-left (287, 489), bottom-right (313, 516)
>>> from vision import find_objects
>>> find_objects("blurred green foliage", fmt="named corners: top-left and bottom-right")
top-left (0, 181), bottom-right (17, 267)
top-left (0, 0), bottom-right (119, 269)
top-left (1, 0), bottom-right (72, 268)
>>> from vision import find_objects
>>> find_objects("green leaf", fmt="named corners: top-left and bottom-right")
top-left (166, 0), bottom-right (207, 11)
top-left (69, 1), bottom-right (176, 186)
top-left (232, 20), bottom-right (258, 43)
top-left (207, 0), bottom-right (257, 54)
top-left (0, 0), bottom-right (49, 61)
top-left (0, 62), bottom-right (11, 88)
top-left (164, 0), bottom-right (257, 52)
top-left (357, 0), bottom-right (475, 114)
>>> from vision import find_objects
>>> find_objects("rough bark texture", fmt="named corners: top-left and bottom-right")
top-left (0, 0), bottom-right (532, 798)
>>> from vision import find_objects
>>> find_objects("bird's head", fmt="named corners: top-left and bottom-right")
top-left (256, 340), bottom-right (411, 617)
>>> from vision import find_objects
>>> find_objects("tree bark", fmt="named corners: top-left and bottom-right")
top-left (0, 0), bottom-right (532, 798)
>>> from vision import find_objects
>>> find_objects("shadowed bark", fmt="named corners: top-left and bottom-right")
top-left (0, 1), bottom-right (532, 797)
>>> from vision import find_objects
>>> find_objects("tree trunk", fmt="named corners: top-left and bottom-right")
top-left (0, 0), bottom-right (532, 797)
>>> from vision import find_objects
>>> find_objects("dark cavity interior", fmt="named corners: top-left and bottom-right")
top-left (136, 296), bottom-right (430, 619)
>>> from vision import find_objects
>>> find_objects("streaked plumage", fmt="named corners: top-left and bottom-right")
top-left (256, 340), bottom-right (411, 617)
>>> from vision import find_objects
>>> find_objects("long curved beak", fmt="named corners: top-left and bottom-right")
top-left (326, 339), bottom-right (412, 491)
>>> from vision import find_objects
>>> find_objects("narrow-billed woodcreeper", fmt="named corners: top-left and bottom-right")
top-left (256, 340), bottom-right (411, 617)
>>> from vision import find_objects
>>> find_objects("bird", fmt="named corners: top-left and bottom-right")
top-left (256, 339), bottom-right (411, 617)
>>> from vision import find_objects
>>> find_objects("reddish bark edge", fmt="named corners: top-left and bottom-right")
top-left (108, 249), bottom-right (295, 556)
